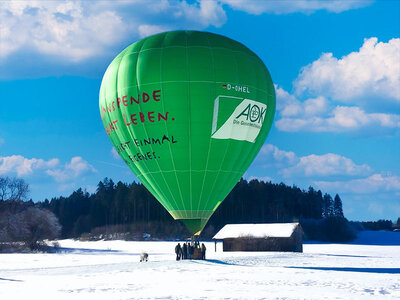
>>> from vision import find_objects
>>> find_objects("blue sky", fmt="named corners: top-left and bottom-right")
top-left (0, 0), bottom-right (399, 221)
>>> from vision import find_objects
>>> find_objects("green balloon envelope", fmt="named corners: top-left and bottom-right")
top-left (99, 31), bottom-right (275, 235)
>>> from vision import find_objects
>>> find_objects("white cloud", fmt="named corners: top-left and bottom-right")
top-left (314, 174), bottom-right (400, 194)
top-left (0, 154), bottom-right (96, 183)
top-left (85, 185), bottom-right (97, 194)
top-left (137, 0), bottom-right (226, 38)
top-left (275, 86), bottom-right (302, 116)
top-left (303, 97), bottom-right (330, 117)
top-left (257, 144), bottom-right (299, 168)
top-left (111, 148), bottom-right (121, 160)
top-left (295, 38), bottom-right (400, 104)
top-left (1, 0), bottom-right (371, 64)
top-left (275, 38), bottom-right (400, 134)
top-left (46, 156), bottom-right (96, 182)
top-left (219, 0), bottom-right (372, 15)
top-left (0, 0), bottom-right (227, 62)
top-left (275, 86), bottom-right (400, 134)
top-left (1, 1), bottom-right (125, 61)
top-left (0, 155), bottom-right (59, 176)
top-left (276, 85), bottom-right (330, 118)
top-left (1, 0), bottom-right (373, 79)
top-left (282, 153), bottom-right (372, 178)
top-left (276, 105), bottom-right (400, 133)
top-left (256, 144), bottom-right (371, 178)
top-left (138, 25), bottom-right (171, 39)
top-left (180, 0), bottom-right (226, 28)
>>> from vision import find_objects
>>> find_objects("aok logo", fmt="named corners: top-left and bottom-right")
top-left (235, 103), bottom-right (266, 124)
top-left (211, 96), bottom-right (267, 143)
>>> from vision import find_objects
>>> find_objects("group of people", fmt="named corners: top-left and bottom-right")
top-left (175, 241), bottom-right (206, 260)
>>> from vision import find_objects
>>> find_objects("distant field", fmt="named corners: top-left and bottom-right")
top-left (1, 232), bottom-right (399, 299)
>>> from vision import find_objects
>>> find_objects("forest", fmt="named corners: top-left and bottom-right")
top-left (0, 176), bottom-right (374, 246)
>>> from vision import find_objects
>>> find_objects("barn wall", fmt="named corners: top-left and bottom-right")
top-left (216, 224), bottom-right (304, 252)
top-left (291, 227), bottom-right (303, 252)
top-left (222, 231), bottom-right (303, 252)
top-left (222, 237), bottom-right (301, 252)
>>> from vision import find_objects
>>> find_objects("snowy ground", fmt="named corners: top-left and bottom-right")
top-left (1, 231), bottom-right (399, 299)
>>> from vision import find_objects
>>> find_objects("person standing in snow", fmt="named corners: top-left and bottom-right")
top-left (182, 242), bottom-right (187, 259)
top-left (201, 243), bottom-right (206, 260)
top-left (179, 244), bottom-right (183, 259)
top-left (186, 242), bottom-right (190, 259)
top-left (188, 243), bottom-right (194, 259)
top-left (175, 243), bottom-right (182, 261)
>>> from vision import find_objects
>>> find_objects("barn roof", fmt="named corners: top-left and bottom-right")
top-left (213, 223), bottom-right (300, 239)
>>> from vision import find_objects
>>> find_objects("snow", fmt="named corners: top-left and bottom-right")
top-left (1, 232), bottom-right (399, 299)
top-left (213, 222), bottom-right (299, 239)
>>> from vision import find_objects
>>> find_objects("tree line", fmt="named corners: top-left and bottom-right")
top-left (37, 177), bottom-right (353, 241)
top-left (1, 176), bottom-right (363, 247)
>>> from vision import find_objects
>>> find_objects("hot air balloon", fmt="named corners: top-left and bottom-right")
top-left (99, 31), bottom-right (275, 235)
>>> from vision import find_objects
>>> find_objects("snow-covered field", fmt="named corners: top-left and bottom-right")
top-left (1, 231), bottom-right (400, 299)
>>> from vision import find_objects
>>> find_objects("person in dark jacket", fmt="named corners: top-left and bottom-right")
top-left (201, 243), bottom-right (206, 260)
top-left (182, 242), bottom-right (187, 259)
top-left (179, 245), bottom-right (183, 260)
top-left (188, 243), bottom-right (194, 259)
top-left (186, 242), bottom-right (190, 259)
top-left (175, 243), bottom-right (181, 261)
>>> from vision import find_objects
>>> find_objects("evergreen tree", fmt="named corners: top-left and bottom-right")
top-left (322, 194), bottom-right (334, 218)
top-left (333, 194), bottom-right (344, 217)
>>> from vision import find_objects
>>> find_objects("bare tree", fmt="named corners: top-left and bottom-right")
top-left (0, 210), bottom-right (29, 243)
top-left (0, 207), bottom-right (61, 251)
top-left (0, 177), bottom-right (9, 201)
top-left (0, 211), bottom-right (12, 242)
top-left (0, 177), bottom-right (29, 202)
top-left (22, 207), bottom-right (61, 249)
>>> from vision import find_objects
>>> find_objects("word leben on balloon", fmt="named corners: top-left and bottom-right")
top-left (100, 89), bottom-right (162, 119)
top-left (103, 111), bottom-right (172, 136)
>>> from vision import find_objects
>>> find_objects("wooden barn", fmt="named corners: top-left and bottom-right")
top-left (213, 223), bottom-right (303, 252)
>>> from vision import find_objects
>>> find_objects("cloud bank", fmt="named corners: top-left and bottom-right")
top-left (0, 0), bottom-right (226, 63)
top-left (314, 173), bottom-right (400, 194)
top-left (276, 87), bottom-right (400, 134)
top-left (275, 38), bottom-right (400, 135)
top-left (1, 1), bottom-right (125, 61)
top-left (0, 155), bottom-right (59, 177)
top-left (219, 0), bottom-right (372, 15)
top-left (0, 155), bottom-right (96, 182)
top-left (295, 38), bottom-right (400, 104)
top-left (46, 156), bottom-right (97, 182)
top-left (0, 0), bottom-right (372, 75)
top-left (256, 144), bottom-right (372, 178)
top-left (254, 144), bottom-right (399, 219)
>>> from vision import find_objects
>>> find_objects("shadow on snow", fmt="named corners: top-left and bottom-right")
top-left (287, 266), bottom-right (400, 274)
top-left (57, 247), bottom-right (165, 256)
top-left (188, 259), bottom-right (239, 266)
top-left (0, 277), bottom-right (23, 282)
